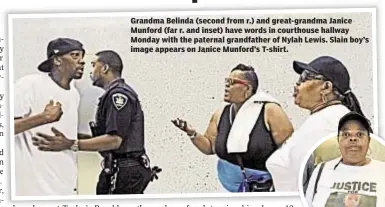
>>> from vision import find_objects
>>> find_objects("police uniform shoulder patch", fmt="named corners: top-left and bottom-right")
top-left (112, 93), bottom-right (128, 110)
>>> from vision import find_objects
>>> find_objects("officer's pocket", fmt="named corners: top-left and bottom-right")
top-left (117, 166), bottom-right (143, 186)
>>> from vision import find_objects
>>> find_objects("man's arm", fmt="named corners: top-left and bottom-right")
top-left (265, 102), bottom-right (294, 146)
top-left (14, 100), bottom-right (63, 135)
top-left (32, 128), bottom-right (122, 152)
top-left (77, 133), bottom-right (92, 139)
top-left (78, 134), bottom-right (122, 151)
top-left (33, 91), bottom-right (133, 152)
top-left (75, 91), bottom-right (130, 151)
top-left (14, 76), bottom-right (64, 135)
top-left (15, 114), bottom-right (49, 135)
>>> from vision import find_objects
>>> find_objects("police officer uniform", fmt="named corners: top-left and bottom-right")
top-left (92, 78), bottom-right (152, 194)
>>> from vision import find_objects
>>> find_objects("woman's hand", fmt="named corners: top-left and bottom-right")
top-left (171, 118), bottom-right (196, 136)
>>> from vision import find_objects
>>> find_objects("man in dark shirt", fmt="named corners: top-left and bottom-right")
top-left (32, 50), bottom-right (159, 194)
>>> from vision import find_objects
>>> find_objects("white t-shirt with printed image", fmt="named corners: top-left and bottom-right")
top-left (14, 73), bottom-right (80, 196)
top-left (305, 157), bottom-right (385, 207)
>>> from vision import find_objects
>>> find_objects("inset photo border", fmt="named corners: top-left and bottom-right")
top-left (299, 132), bottom-right (385, 207)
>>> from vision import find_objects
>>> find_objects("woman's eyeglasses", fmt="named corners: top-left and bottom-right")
top-left (297, 70), bottom-right (327, 83)
top-left (225, 78), bottom-right (249, 86)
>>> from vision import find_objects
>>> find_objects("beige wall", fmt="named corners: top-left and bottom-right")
top-left (77, 152), bottom-right (102, 194)
top-left (10, 11), bottom-right (375, 194)
top-left (314, 135), bottom-right (385, 165)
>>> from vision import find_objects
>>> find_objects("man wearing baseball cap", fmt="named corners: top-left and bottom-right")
top-left (32, 50), bottom-right (161, 195)
top-left (14, 37), bottom-right (86, 196)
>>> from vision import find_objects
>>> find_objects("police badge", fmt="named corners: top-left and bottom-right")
top-left (112, 93), bottom-right (128, 110)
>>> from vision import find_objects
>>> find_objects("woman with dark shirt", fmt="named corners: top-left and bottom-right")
top-left (172, 64), bottom-right (294, 192)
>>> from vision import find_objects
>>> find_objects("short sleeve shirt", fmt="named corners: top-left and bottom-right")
top-left (14, 73), bottom-right (80, 196)
top-left (96, 78), bottom-right (145, 156)
top-left (306, 158), bottom-right (385, 207)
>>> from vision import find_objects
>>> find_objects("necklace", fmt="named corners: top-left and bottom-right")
top-left (310, 100), bottom-right (342, 114)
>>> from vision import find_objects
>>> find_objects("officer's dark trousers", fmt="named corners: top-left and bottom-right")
top-left (96, 164), bottom-right (151, 194)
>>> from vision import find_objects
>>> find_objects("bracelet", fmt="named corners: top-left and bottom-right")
top-left (187, 131), bottom-right (197, 139)
top-left (70, 140), bottom-right (79, 152)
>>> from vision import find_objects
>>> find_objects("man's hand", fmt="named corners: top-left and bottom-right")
top-left (171, 118), bottom-right (196, 136)
top-left (42, 100), bottom-right (63, 123)
top-left (32, 127), bottom-right (74, 151)
top-left (13, 101), bottom-right (63, 135)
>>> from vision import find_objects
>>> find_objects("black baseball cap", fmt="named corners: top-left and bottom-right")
top-left (38, 37), bottom-right (85, 72)
top-left (338, 111), bottom-right (372, 133)
top-left (293, 56), bottom-right (351, 94)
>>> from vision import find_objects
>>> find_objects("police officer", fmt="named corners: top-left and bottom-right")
top-left (32, 50), bottom-right (160, 194)
top-left (90, 49), bottom-right (155, 195)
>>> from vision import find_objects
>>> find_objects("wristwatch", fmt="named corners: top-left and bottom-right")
top-left (187, 131), bottom-right (197, 139)
top-left (70, 140), bottom-right (79, 152)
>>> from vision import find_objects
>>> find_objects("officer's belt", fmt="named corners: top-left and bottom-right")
top-left (112, 153), bottom-right (141, 168)
top-left (115, 157), bottom-right (141, 168)
top-left (113, 153), bottom-right (136, 159)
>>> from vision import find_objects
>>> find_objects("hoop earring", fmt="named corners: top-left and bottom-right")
top-left (321, 93), bottom-right (328, 103)
top-left (367, 148), bottom-right (372, 157)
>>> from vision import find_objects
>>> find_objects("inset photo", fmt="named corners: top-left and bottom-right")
top-left (299, 111), bottom-right (385, 207)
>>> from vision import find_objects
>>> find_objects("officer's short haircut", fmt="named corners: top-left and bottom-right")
top-left (96, 50), bottom-right (123, 75)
